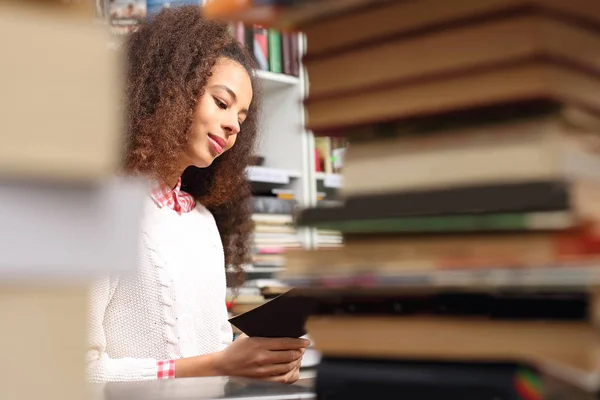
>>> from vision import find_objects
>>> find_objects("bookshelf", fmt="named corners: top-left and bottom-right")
top-left (252, 55), bottom-right (348, 254)
top-left (245, 32), bottom-right (313, 285)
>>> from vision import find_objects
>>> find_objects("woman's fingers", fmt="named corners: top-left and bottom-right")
top-left (265, 366), bottom-right (300, 384)
top-left (257, 337), bottom-right (310, 351)
top-left (264, 349), bottom-right (303, 364)
top-left (257, 359), bottom-right (299, 377)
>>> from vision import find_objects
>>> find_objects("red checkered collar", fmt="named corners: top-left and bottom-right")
top-left (150, 178), bottom-right (196, 214)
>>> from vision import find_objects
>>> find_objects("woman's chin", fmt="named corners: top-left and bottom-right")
top-left (184, 147), bottom-right (219, 169)
top-left (191, 156), bottom-right (216, 169)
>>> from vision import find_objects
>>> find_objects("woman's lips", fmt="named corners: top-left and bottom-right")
top-left (208, 134), bottom-right (225, 154)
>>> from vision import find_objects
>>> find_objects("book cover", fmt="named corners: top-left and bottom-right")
top-left (267, 29), bottom-right (282, 73)
top-left (253, 24), bottom-right (269, 70)
top-left (108, 0), bottom-right (146, 31)
top-left (229, 289), bottom-right (318, 338)
top-left (282, 32), bottom-right (292, 75)
top-left (289, 31), bottom-right (299, 77)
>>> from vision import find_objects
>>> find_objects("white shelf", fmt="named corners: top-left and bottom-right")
top-left (255, 70), bottom-right (300, 92)
top-left (316, 172), bottom-right (343, 189)
top-left (247, 166), bottom-right (301, 184)
top-left (245, 267), bottom-right (285, 273)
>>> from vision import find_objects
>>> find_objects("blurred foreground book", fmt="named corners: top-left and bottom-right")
top-left (0, 3), bottom-right (144, 400)
top-left (0, 1), bottom-right (121, 183)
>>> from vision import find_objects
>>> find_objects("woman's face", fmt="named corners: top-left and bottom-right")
top-left (184, 57), bottom-right (253, 168)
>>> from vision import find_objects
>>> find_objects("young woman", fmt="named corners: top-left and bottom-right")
top-left (87, 6), bottom-right (308, 383)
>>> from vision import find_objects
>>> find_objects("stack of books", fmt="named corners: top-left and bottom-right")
top-left (251, 190), bottom-right (302, 269)
top-left (206, 0), bottom-right (600, 398)
top-left (1, 3), bottom-right (145, 400)
top-left (226, 286), bottom-right (265, 318)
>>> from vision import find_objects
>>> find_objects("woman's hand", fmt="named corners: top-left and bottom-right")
top-left (214, 334), bottom-right (309, 383)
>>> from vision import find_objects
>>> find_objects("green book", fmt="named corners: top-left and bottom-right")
top-left (267, 29), bottom-right (282, 74)
top-left (309, 211), bottom-right (574, 234)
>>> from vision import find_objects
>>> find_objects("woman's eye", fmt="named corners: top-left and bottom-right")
top-left (214, 98), bottom-right (227, 110)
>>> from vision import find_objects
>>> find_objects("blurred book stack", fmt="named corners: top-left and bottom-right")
top-left (1, 2), bottom-right (145, 400)
top-left (205, 0), bottom-right (600, 398)
top-left (251, 189), bottom-right (302, 269)
top-left (226, 188), bottom-right (299, 309)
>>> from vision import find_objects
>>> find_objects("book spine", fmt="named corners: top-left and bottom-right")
top-left (244, 25), bottom-right (255, 56)
top-left (251, 196), bottom-right (297, 214)
top-left (253, 25), bottom-right (269, 70)
top-left (297, 181), bottom-right (572, 227)
top-left (267, 29), bottom-right (283, 73)
top-left (311, 212), bottom-right (575, 234)
top-left (289, 31), bottom-right (299, 77)
top-left (282, 32), bottom-right (292, 75)
top-left (315, 357), bottom-right (537, 400)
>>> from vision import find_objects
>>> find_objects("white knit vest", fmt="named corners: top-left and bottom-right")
top-left (86, 198), bottom-right (233, 382)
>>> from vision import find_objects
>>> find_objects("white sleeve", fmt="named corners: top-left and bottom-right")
top-left (86, 277), bottom-right (158, 382)
top-left (218, 302), bottom-right (233, 351)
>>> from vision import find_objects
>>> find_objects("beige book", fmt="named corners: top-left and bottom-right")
top-left (306, 12), bottom-right (600, 99)
top-left (0, 285), bottom-right (88, 400)
top-left (306, 61), bottom-right (600, 134)
top-left (342, 227), bottom-right (600, 271)
top-left (0, 3), bottom-right (122, 181)
top-left (307, 315), bottom-right (600, 378)
top-left (304, 0), bottom-right (600, 58)
top-left (252, 213), bottom-right (294, 225)
top-left (280, 247), bottom-right (354, 280)
top-left (341, 111), bottom-right (600, 196)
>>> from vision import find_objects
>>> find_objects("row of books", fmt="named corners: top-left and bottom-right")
top-left (95, 1), bottom-right (301, 77)
top-left (247, 189), bottom-right (301, 286)
top-left (205, 0), bottom-right (600, 398)
top-left (231, 22), bottom-right (300, 76)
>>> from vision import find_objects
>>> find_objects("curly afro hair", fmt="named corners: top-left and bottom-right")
top-left (123, 5), bottom-right (261, 282)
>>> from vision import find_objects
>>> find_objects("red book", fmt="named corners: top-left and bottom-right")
top-left (253, 24), bottom-right (269, 70)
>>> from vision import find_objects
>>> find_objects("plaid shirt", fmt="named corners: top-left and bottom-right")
top-left (150, 178), bottom-right (196, 214)
top-left (157, 360), bottom-right (176, 380)
top-left (149, 178), bottom-right (195, 379)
